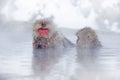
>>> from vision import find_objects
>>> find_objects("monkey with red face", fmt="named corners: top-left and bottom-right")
top-left (32, 18), bottom-right (74, 49)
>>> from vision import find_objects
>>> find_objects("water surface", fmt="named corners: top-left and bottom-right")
top-left (0, 28), bottom-right (120, 80)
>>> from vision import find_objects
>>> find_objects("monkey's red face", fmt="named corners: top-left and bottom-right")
top-left (38, 28), bottom-right (49, 38)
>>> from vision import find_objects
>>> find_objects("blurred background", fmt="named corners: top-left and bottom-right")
top-left (0, 0), bottom-right (120, 80)
top-left (0, 0), bottom-right (120, 32)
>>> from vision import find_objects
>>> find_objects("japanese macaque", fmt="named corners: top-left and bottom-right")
top-left (32, 18), bottom-right (74, 49)
top-left (76, 27), bottom-right (101, 49)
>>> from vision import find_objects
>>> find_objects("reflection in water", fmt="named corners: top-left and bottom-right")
top-left (32, 48), bottom-right (64, 80)
top-left (0, 28), bottom-right (120, 80)
top-left (76, 48), bottom-right (99, 66)
top-left (73, 48), bottom-right (120, 80)
top-left (74, 48), bottom-right (100, 80)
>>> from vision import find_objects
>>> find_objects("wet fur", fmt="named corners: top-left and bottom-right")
top-left (33, 18), bottom-right (74, 49)
top-left (76, 27), bottom-right (101, 49)
top-left (32, 18), bottom-right (56, 39)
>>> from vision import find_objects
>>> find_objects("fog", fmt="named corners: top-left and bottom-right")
top-left (0, 0), bottom-right (120, 80)
top-left (0, 0), bottom-right (120, 32)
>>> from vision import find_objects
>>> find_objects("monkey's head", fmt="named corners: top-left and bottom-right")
top-left (33, 18), bottom-right (56, 39)
top-left (76, 27), bottom-right (100, 48)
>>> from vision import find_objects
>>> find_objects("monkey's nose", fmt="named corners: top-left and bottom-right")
top-left (41, 23), bottom-right (46, 27)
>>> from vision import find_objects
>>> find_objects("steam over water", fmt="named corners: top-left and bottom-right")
top-left (0, 0), bottom-right (120, 32)
top-left (0, 24), bottom-right (120, 80)
top-left (0, 0), bottom-right (120, 80)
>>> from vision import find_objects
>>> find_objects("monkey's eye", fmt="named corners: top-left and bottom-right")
top-left (88, 36), bottom-right (90, 38)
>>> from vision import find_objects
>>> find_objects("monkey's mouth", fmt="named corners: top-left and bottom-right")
top-left (38, 28), bottom-right (49, 38)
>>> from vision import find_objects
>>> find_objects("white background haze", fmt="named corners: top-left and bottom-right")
top-left (0, 0), bottom-right (120, 32)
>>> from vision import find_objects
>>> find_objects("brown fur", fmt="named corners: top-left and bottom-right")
top-left (32, 18), bottom-right (74, 49)
top-left (76, 27), bottom-right (101, 48)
